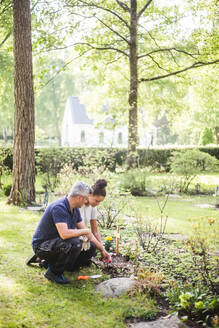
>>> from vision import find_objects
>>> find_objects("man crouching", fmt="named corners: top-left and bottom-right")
top-left (31, 181), bottom-right (111, 284)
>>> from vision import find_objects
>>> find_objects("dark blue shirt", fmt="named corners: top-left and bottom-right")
top-left (32, 197), bottom-right (82, 247)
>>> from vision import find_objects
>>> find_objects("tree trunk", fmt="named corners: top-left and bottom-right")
top-left (214, 126), bottom-right (219, 145)
top-left (3, 127), bottom-right (8, 143)
top-left (127, 0), bottom-right (138, 168)
top-left (8, 0), bottom-right (35, 205)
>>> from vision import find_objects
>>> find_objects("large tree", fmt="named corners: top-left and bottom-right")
top-left (8, 0), bottom-right (35, 205)
top-left (65, 0), bottom-right (219, 166)
top-left (0, 0), bottom-right (13, 139)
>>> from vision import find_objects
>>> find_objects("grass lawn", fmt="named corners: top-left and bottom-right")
top-left (124, 194), bottom-right (219, 237)
top-left (0, 198), bottom-right (158, 328)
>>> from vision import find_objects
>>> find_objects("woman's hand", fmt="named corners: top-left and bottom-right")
top-left (101, 249), bottom-right (112, 263)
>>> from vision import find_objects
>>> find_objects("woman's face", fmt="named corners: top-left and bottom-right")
top-left (87, 194), bottom-right (105, 207)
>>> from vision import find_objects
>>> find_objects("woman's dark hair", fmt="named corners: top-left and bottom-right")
top-left (91, 179), bottom-right (107, 197)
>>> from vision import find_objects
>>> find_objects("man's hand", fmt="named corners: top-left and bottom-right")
top-left (101, 249), bottom-right (112, 263)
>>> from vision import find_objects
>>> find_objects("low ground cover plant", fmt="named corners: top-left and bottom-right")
top-left (118, 212), bottom-right (219, 327)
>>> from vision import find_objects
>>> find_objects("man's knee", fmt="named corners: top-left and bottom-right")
top-left (66, 237), bottom-right (82, 251)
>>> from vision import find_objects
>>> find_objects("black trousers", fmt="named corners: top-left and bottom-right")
top-left (33, 237), bottom-right (96, 275)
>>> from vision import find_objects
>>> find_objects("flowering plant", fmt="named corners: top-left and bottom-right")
top-left (104, 236), bottom-right (114, 251)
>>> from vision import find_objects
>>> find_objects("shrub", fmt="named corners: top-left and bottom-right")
top-left (169, 149), bottom-right (219, 193)
top-left (0, 149), bottom-right (12, 189)
top-left (130, 267), bottom-right (164, 297)
top-left (120, 168), bottom-right (152, 196)
top-left (170, 287), bottom-right (219, 327)
top-left (202, 128), bottom-right (214, 146)
top-left (2, 183), bottom-right (12, 196)
top-left (97, 191), bottom-right (127, 229)
top-left (134, 195), bottom-right (169, 252)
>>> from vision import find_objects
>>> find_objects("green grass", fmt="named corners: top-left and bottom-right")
top-left (0, 198), bottom-right (158, 328)
top-left (124, 194), bottom-right (219, 237)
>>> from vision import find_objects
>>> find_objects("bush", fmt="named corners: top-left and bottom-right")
top-left (1, 146), bottom-right (219, 177)
top-left (97, 191), bottom-right (127, 229)
top-left (0, 148), bottom-right (13, 189)
top-left (202, 128), bottom-right (214, 146)
top-left (2, 184), bottom-right (12, 196)
top-left (120, 168), bottom-right (152, 196)
top-left (169, 149), bottom-right (219, 193)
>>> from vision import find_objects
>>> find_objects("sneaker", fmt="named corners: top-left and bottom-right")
top-left (44, 267), bottom-right (70, 284)
top-left (60, 274), bottom-right (70, 284)
top-left (26, 254), bottom-right (39, 266)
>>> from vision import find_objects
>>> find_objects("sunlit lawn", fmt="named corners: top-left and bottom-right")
top-left (124, 194), bottom-right (219, 237)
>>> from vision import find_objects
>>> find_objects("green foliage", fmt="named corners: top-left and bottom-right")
top-left (35, 148), bottom-right (70, 190)
top-left (104, 236), bottom-right (114, 252)
top-left (97, 191), bottom-right (126, 229)
top-left (1, 147), bottom-right (219, 176)
top-left (0, 148), bottom-right (12, 189)
top-left (122, 296), bottom-right (158, 321)
top-left (170, 288), bottom-right (219, 327)
top-left (202, 128), bottom-right (215, 146)
top-left (184, 218), bottom-right (218, 294)
top-left (120, 168), bottom-right (152, 196)
top-left (169, 149), bottom-right (219, 192)
top-left (2, 183), bottom-right (11, 196)
top-left (134, 196), bottom-right (169, 252)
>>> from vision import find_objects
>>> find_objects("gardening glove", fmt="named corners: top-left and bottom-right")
top-left (79, 235), bottom-right (90, 251)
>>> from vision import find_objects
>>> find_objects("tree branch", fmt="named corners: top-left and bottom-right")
top-left (37, 48), bottom-right (93, 91)
top-left (95, 15), bottom-right (130, 45)
top-left (137, 0), bottom-right (153, 20)
top-left (147, 54), bottom-right (170, 73)
top-left (0, 31), bottom-right (12, 48)
top-left (139, 59), bottom-right (219, 82)
top-left (74, 0), bottom-right (130, 29)
top-left (0, 2), bottom-right (12, 16)
top-left (115, 0), bottom-right (130, 12)
top-left (73, 42), bottom-right (129, 57)
top-left (138, 47), bottom-right (198, 59)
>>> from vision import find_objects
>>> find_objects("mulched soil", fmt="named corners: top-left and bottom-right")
top-left (92, 253), bottom-right (135, 278)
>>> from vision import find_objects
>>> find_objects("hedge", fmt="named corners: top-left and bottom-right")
top-left (0, 146), bottom-right (218, 173)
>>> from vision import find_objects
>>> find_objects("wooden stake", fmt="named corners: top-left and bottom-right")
top-left (115, 226), bottom-right (120, 255)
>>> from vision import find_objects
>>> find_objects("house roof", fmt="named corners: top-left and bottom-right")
top-left (66, 96), bottom-right (93, 124)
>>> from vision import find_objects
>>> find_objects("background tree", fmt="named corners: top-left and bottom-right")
top-left (0, 0), bottom-right (13, 141)
top-left (64, 0), bottom-right (219, 165)
top-left (8, 0), bottom-right (35, 205)
top-left (34, 57), bottom-right (76, 145)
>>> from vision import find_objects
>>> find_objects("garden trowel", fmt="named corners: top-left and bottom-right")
top-left (77, 275), bottom-right (102, 280)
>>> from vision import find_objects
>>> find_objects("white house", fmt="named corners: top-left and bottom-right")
top-left (61, 96), bottom-right (156, 147)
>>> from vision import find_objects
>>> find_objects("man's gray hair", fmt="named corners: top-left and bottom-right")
top-left (70, 181), bottom-right (92, 197)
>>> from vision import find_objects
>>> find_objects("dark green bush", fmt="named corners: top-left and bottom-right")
top-left (3, 184), bottom-right (12, 196)
top-left (119, 168), bottom-right (152, 196)
top-left (0, 146), bottom-right (218, 174)
top-left (169, 149), bottom-right (219, 192)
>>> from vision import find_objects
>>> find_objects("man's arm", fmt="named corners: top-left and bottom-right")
top-left (55, 222), bottom-right (90, 240)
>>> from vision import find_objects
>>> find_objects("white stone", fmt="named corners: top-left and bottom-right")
top-left (95, 277), bottom-right (135, 297)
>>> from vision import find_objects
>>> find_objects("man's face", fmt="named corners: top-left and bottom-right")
top-left (76, 195), bottom-right (88, 208)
